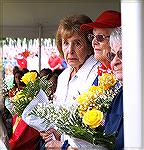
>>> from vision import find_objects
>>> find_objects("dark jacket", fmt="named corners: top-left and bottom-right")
top-left (104, 88), bottom-right (124, 150)
top-left (2, 106), bottom-right (13, 139)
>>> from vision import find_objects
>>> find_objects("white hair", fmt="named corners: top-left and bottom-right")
top-left (110, 27), bottom-right (122, 48)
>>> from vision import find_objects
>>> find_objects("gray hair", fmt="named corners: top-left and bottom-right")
top-left (110, 27), bottom-right (122, 48)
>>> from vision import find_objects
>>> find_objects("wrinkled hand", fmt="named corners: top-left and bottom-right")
top-left (45, 140), bottom-right (62, 150)
top-left (40, 128), bottom-right (61, 142)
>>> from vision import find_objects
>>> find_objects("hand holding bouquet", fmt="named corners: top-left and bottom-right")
top-left (28, 73), bottom-right (122, 149)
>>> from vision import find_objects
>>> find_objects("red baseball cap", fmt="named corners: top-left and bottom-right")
top-left (80, 10), bottom-right (121, 30)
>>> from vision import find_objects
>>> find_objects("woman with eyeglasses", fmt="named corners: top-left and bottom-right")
top-left (81, 10), bottom-right (121, 81)
top-left (104, 27), bottom-right (124, 150)
top-left (81, 11), bottom-right (123, 149)
top-left (107, 28), bottom-right (122, 81)
top-left (81, 11), bottom-right (124, 150)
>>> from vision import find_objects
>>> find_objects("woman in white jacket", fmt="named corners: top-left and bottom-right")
top-left (41, 14), bottom-right (100, 150)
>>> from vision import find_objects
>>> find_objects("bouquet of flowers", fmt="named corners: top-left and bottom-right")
top-left (28, 73), bottom-right (122, 149)
top-left (12, 71), bottom-right (53, 117)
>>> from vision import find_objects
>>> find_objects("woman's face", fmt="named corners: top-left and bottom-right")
top-left (92, 28), bottom-right (111, 65)
top-left (15, 73), bottom-right (22, 85)
top-left (111, 42), bottom-right (122, 81)
top-left (62, 34), bottom-right (90, 70)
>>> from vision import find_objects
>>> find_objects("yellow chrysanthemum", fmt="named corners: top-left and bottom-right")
top-left (21, 72), bottom-right (37, 84)
top-left (88, 85), bottom-right (103, 95)
top-left (99, 73), bottom-right (117, 90)
top-left (76, 91), bottom-right (89, 105)
top-left (83, 109), bottom-right (103, 128)
top-left (76, 91), bottom-right (94, 105)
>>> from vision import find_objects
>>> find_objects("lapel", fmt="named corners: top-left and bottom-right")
top-left (76, 55), bottom-right (100, 81)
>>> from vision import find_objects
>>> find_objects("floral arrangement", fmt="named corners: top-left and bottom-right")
top-left (29, 73), bottom-right (122, 149)
top-left (12, 72), bottom-right (53, 117)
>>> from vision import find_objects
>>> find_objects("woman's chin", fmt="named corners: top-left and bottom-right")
top-left (68, 63), bottom-right (79, 69)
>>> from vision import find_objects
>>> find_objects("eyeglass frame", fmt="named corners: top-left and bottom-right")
top-left (87, 34), bottom-right (110, 42)
top-left (107, 50), bottom-right (122, 61)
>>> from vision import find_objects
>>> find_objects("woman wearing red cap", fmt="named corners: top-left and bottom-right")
top-left (81, 11), bottom-right (124, 149)
top-left (81, 10), bottom-right (121, 84)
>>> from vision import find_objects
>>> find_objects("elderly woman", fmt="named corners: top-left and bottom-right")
top-left (40, 14), bottom-right (100, 149)
top-left (81, 11), bottom-right (123, 149)
top-left (54, 14), bottom-right (100, 106)
top-left (104, 27), bottom-right (123, 149)
top-left (80, 10), bottom-right (121, 78)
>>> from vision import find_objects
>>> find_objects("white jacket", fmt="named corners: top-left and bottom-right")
top-left (55, 55), bottom-right (100, 107)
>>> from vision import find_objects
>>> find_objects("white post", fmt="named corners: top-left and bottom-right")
top-left (121, 0), bottom-right (143, 149)
top-left (142, 2), bottom-right (144, 148)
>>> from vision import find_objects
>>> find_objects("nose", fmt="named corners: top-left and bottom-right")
top-left (92, 38), bottom-right (99, 46)
top-left (67, 43), bottom-right (74, 54)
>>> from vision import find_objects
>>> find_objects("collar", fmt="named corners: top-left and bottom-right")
top-left (97, 63), bottom-right (112, 76)
top-left (70, 55), bottom-right (100, 80)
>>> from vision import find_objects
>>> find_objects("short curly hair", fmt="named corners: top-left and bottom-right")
top-left (56, 14), bottom-right (94, 58)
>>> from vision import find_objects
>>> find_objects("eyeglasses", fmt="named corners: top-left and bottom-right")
top-left (107, 50), bottom-right (122, 61)
top-left (87, 34), bottom-right (110, 42)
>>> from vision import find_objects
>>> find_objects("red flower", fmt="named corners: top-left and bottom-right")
top-left (22, 50), bottom-right (30, 58)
